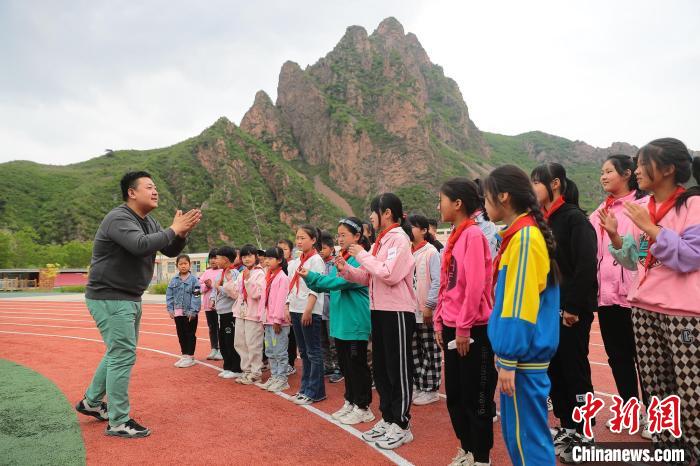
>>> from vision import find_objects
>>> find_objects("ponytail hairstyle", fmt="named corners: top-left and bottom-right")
top-left (636, 138), bottom-right (700, 210)
top-left (298, 224), bottom-right (322, 252)
top-left (473, 178), bottom-right (491, 221)
top-left (531, 162), bottom-right (581, 208)
top-left (370, 193), bottom-right (407, 231)
top-left (407, 213), bottom-right (435, 244)
top-left (483, 165), bottom-right (559, 284)
top-left (604, 154), bottom-right (646, 199)
top-left (440, 177), bottom-right (482, 218)
top-left (338, 217), bottom-right (372, 251)
top-left (239, 244), bottom-right (260, 265)
top-left (263, 246), bottom-right (288, 275)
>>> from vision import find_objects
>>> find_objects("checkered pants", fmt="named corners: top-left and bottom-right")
top-left (412, 322), bottom-right (442, 392)
top-left (632, 307), bottom-right (700, 461)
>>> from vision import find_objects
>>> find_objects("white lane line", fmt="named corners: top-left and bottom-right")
top-left (0, 316), bottom-right (178, 328)
top-left (0, 329), bottom-right (413, 466)
top-left (0, 310), bottom-right (172, 321)
top-left (0, 322), bottom-right (212, 342)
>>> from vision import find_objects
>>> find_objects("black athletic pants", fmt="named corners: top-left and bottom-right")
top-left (205, 310), bottom-right (219, 349)
top-left (174, 315), bottom-right (198, 356)
top-left (336, 339), bottom-right (372, 409)
top-left (218, 312), bottom-right (241, 372)
top-left (371, 310), bottom-right (415, 429)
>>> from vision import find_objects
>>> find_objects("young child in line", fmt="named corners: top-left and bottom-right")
top-left (214, 246), bottom-right (242, 379)
top-left (300, 217), bottom-right (374, 425)
top-left (484, 165), bottom-right (560, 466)
top-left (432, 178), bottom-right (497, 466)
top-left (199, 248), bottom-right (223, 360)
top-left (257, 247), bottom-right (292, 393)
top-left (278, 238), bottom-right (298, 376)
top-left (589, 154), bottom-right (651, 438)
top-left (287, 226), bottom-right (326, 405)
top-left (531, 162), bottom-right (598, 461)
top-left (338, 193), bottom-right (416, 450)
top-left (225, 245), bottom-right (265, 385)
top-left (602, 139), bottom-right (700, 461)
top-left (166, 254), bottom-right (202, 368)
top-left (407, 214), bottom-right (442, 406)
top-left (319, 231), bottom-right (341, 382)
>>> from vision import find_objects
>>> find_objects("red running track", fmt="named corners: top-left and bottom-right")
top-left (0, 300), bottom-right (648, 465)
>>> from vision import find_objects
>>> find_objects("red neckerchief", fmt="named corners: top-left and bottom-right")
top-left (437, 218), bottom-right (476, 300)
top-left (492, 213), bottom-right (538, 293)
top-left (218, 265), bottom-right (236, 287)
top-left (241, 265), bottom-right (262, 301)
top-left (323, 255), bottom-right (334, 264)
top-left (543, 196), bottom-right (566, 221)
top-left (372, 223), bottom-right (400, 256)
top-left (288, 249), bottom-right (318, 292)
top-left (412, 240), bottom-right (428, 253)
top-left (265, 267), bottom-right (281, 309)
top-left (341, 249), bottom-right (351, 261)
top-left (639, 186), bottom-right (685, 285)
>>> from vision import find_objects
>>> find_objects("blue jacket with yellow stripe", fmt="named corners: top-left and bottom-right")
top-left (487, 224), bottom-right (560, 372)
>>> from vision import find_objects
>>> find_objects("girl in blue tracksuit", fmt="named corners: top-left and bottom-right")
top-left (483, 165), bottom-right (560, 466)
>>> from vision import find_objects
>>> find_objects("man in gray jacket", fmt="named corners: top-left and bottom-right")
top-left (75, 171), bottom-right (201, 438)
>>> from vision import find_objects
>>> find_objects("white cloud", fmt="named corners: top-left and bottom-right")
top-left (0, 0), bottom-right (698, 164)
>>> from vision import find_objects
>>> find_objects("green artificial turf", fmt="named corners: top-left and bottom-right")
top-left (0, 359), bottom-right (85, 465)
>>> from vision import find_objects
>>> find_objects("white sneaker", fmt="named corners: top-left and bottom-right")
top-left (178, 356), bottom-right (196, 368)
top-left (268, 378), bottom-right (290, 393)
top-left (340, 405), bottom-right (375, 425)
top-left (332, 400), bottom-right (354, 420)
top-left (449, 448), bottom-right (474, 466)
top-left (220, 370), bottom-right (238, 379)
top-left (255, 378), bottom-right (274, 390)
top-left (412, 390), bottom-right (425, 405)
top-left (640, 417), bottom-right (652, 440)
top-left (413, 390), bottom-right (439, 406)
top-left (293, 394), bottom-right (313, 405)
top-left (212, 350), bottom-right (223, 361)
top-left (547, 396), bottom-right (553, 411)
top-left (474, 462), bottom-right (491, 466)
top-left (206, 349), bottom-right (218, 360)
top-left (553, 428), bottom-right (574, 455)
top-left (362, 419), bottom-right (390, 442)
top-left (375, 423), bottom-right (413, 450)
top-left (174, 356), bottom-right (187, 367)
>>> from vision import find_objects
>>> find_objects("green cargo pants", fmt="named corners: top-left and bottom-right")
top-left (84, 299), bottom-right (142, 426)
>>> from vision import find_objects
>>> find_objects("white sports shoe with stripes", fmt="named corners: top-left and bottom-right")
top-left (362, 419), bottom-right (390, 442)
top-left (331, 400), bottom-right (353, 420)
top-left (375, 423), bottom-right (413, 450)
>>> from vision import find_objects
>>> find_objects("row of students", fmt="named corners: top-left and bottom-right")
top-left (164, 136), bottom-right (699, 464)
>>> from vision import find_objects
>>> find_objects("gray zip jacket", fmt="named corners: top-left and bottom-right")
top-left (85, 204), bottom-right (186, 301)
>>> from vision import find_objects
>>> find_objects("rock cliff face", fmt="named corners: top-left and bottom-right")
top-left (241, 17), bottom-right (490, 199)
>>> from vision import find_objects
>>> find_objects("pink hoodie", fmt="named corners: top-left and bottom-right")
top-left (433, 224), bottom-right (493, 339)
top-left (257, 269), bottom-right (291, 326)
top-left (611, 196), bottom-right (700, 317)
top-left (224, 266), bottom-right (265, 321)
top-left (589, 190), bottom-right (648, 308)
top-left (198, 268), bottom-right (221, 311)
top-left (340, 226), bottom-right (416, 312)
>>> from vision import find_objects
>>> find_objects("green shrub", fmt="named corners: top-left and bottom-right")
top-left (149, 282), bottom-right (169, 295)
top-left (58, 285), bottom-right (86, 293)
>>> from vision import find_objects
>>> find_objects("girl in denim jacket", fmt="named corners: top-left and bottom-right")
top-left (166, 254), bottom-right (201, 368)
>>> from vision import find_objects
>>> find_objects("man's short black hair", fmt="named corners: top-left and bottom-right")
top-left (121, 171), bottom-right (153, 201)
top-left (427, 218), bottom-right (438, 228)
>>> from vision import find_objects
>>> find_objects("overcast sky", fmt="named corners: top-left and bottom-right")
top-left (1, 0), bottom-right (698, 164)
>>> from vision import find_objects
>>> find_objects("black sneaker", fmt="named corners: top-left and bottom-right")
top-left (324, 367), bottom-right (336, 377)
top-left (75, 399), bottom-right (108, 421)
top-left (105, 419), bottom-right (151, 438)
top-left (329, 372), bottom-right (344, 383)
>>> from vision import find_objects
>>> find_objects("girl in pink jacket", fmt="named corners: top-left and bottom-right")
top-left (433, 177), bottom-right (497, 466)
top-left (256, 247), bottom-right (291, 393)
top-left (602, 139), bottom-right (700, 461)
top-left (589, 155), bottom-right (651, 438)
top-left (338, 193), bottom-right (416, 450)
top-left (224, 245), bottom-right (266, 385)
top-left (199, 249), bottom-right (223, 360)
